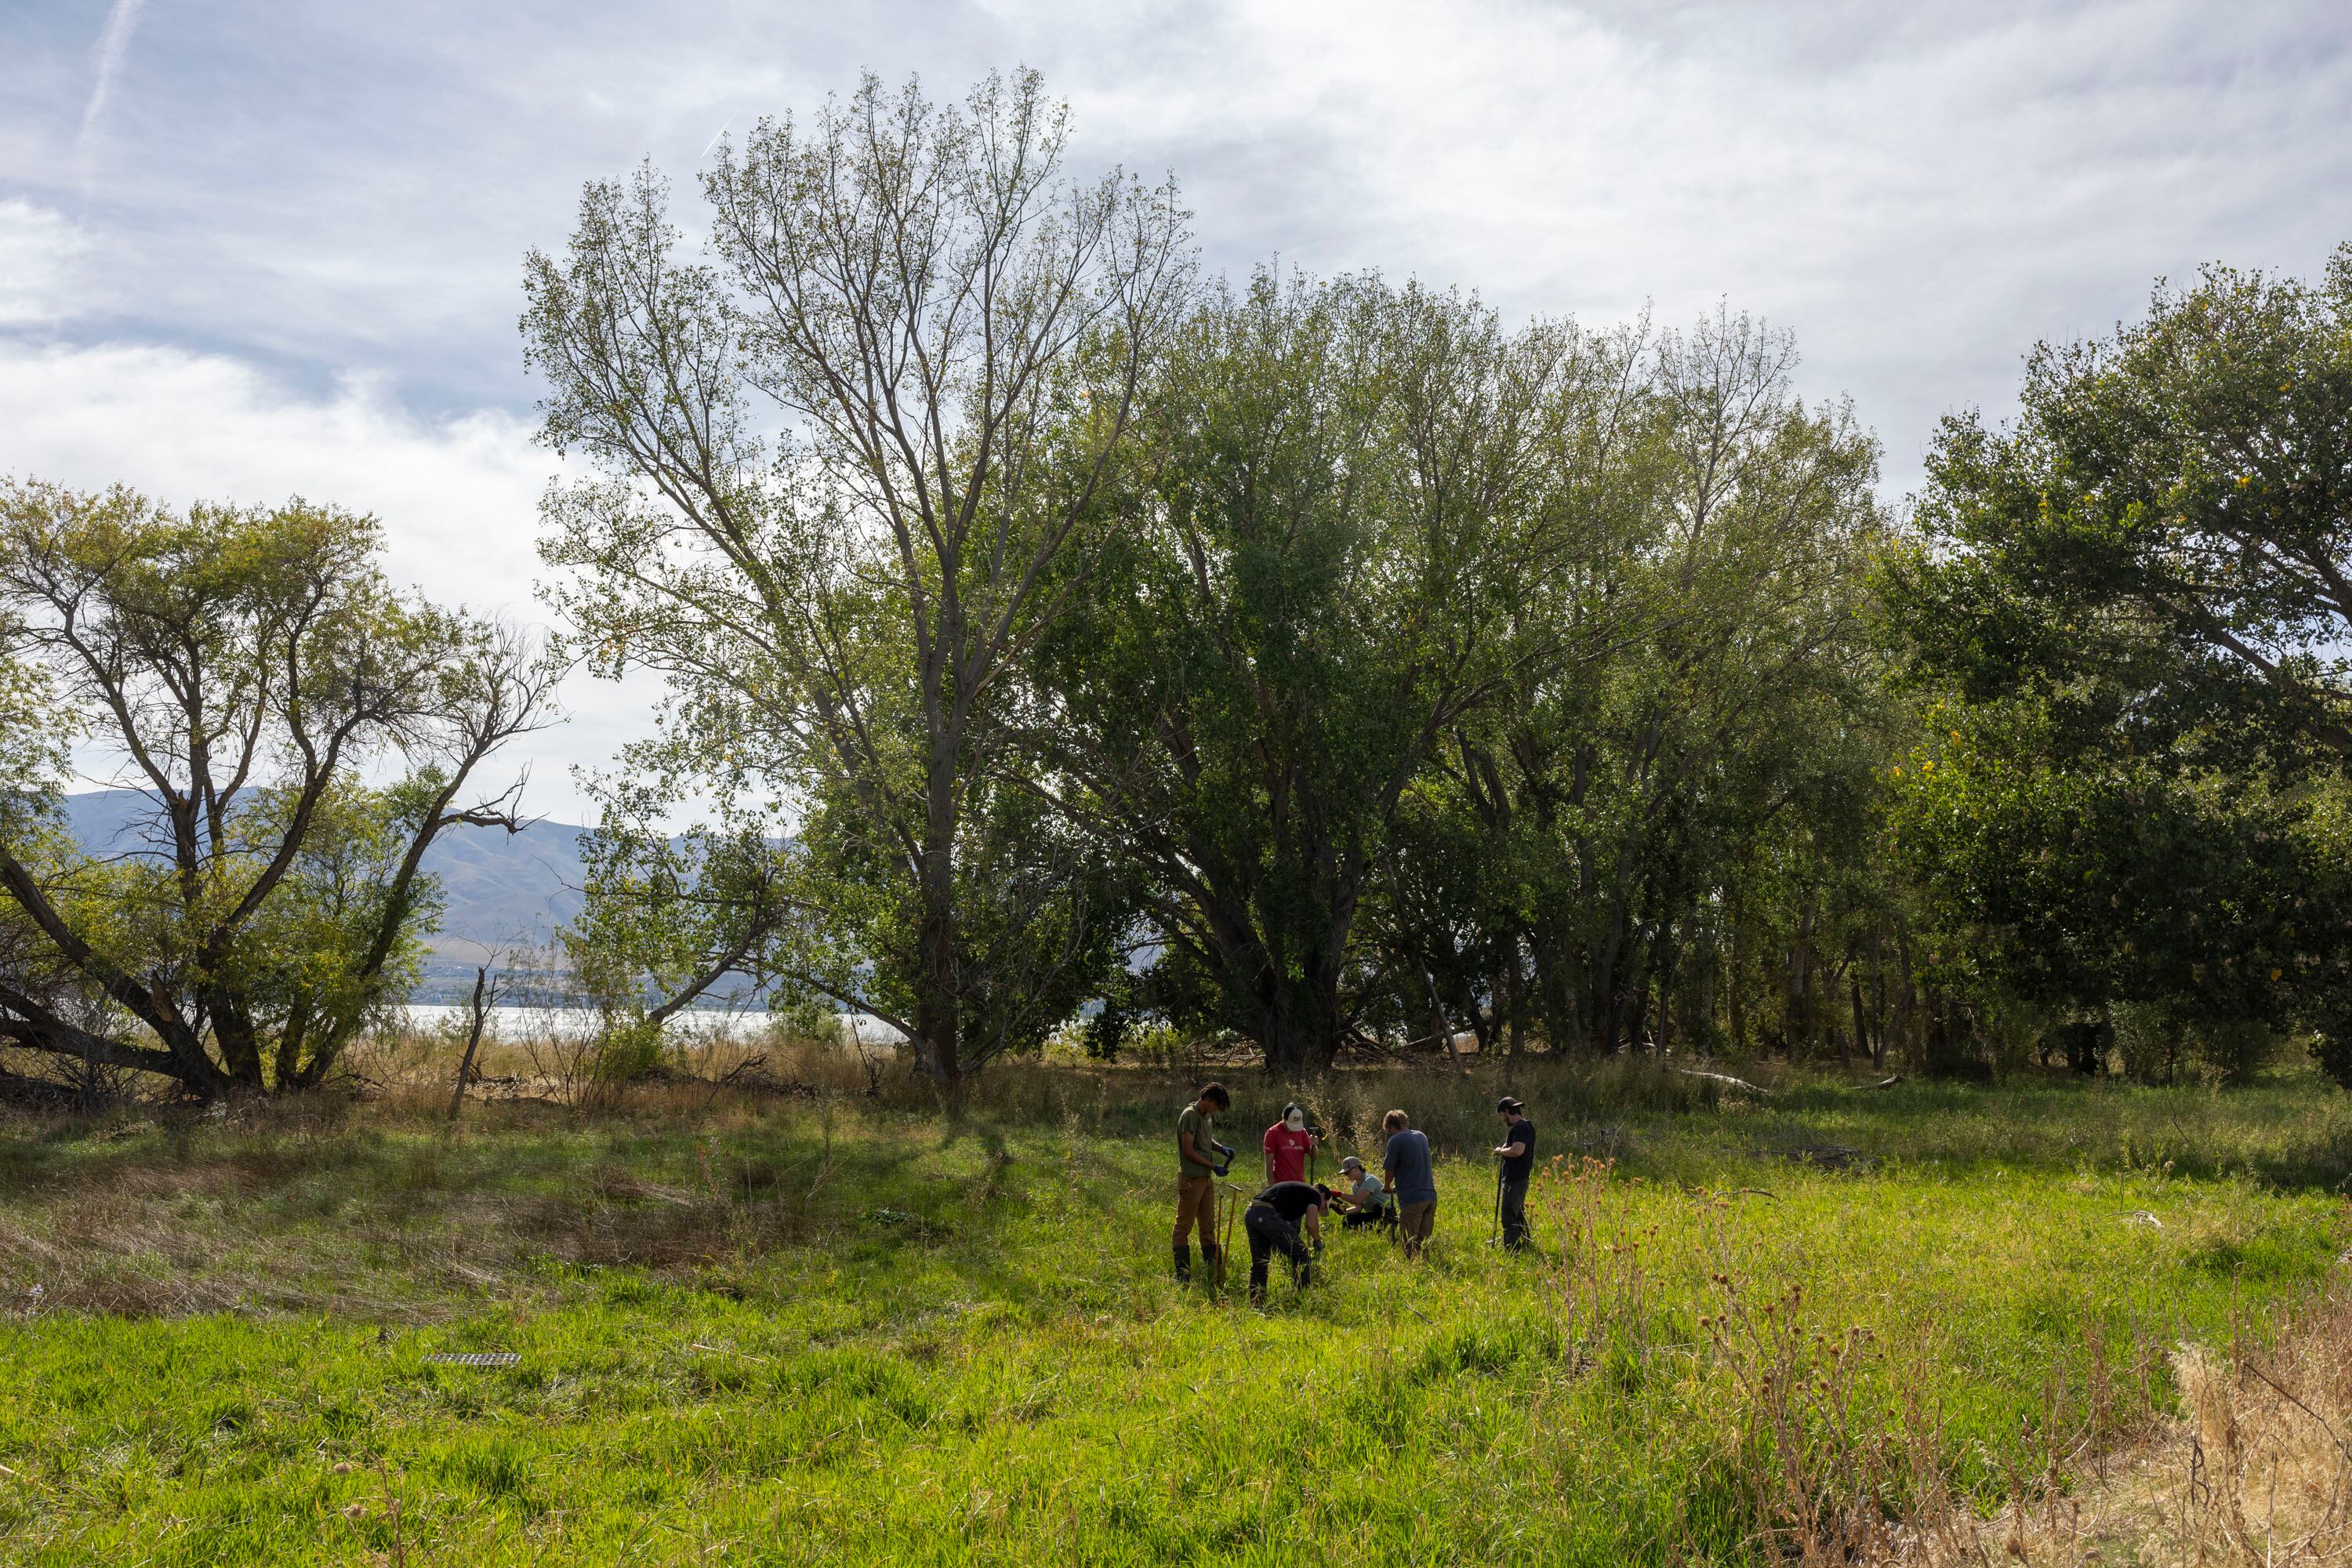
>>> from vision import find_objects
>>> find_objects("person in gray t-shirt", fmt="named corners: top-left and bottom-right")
top-left (1336, 1154), bottom-right (1391, 1231)
top-left (1381, 1110), bottom-right (1438, 1258)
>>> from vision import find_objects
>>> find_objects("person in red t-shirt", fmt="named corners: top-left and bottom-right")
top-left (1263, 1102), bottom-right (1316, 1185)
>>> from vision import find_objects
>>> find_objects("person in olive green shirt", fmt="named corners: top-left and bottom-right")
top-left (1173, 1083), bottom-right (1233, 1281)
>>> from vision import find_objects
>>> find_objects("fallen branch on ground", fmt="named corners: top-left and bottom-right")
top-left (1676, 1068), bottom-right (1774, 1097)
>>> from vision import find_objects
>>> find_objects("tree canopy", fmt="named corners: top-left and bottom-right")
top-left (15, 69), bottom-right (2346, 1102)
top-left (0, 482), bottom-right (553, 1099)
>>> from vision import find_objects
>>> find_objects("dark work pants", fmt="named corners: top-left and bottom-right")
top-left (1245, 1205), bottom-right (1311, 1297)
top-left (1501, 1174), bottom-right (1530, 1250)
top-left (1340, 1205), bottom-right (1392, 1232)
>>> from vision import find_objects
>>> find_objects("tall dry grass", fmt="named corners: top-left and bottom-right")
top-left (1532, 1147), bottom-right (2352, 1566)
top-left (1947, 1287), bottom-right (2352, 1566)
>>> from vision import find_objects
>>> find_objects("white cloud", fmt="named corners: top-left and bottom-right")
top-left (0, 336), bottom-right (652, 821)
top-left (5, 0), bottom-right (2351, 809)
top-left (0, 339), bottom-right (543, 608)
top-left (0, 200), bottom-right (91, 325)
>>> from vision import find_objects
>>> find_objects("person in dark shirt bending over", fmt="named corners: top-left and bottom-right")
top-left (1243, 1181), bottom-right (1334, 1305)
top-left (1493, 1095), bottom-right (1536, 1250)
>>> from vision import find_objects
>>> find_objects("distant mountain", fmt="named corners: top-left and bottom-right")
top-left (59, 789), bottom-right (587, 1001)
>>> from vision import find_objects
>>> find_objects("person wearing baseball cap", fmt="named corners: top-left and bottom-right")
top-left (1492, 1096), bottom-right (1536, 1250)
top-left (1262, 1102), bottom-right (1316, 1186)
top-left (1334, 1152), bottom-right (1392, 1231)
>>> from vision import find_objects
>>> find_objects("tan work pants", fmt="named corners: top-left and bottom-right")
top-left (1174, 1173), bottom-right (1217, 1247)
top-left (1399, 1199), bottom-right (1436, 1258)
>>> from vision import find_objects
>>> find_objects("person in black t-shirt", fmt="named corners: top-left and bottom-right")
top-left (1243, 1181), bottom-right (1334, 1303)
top-left (1492, 1097), bottom-right (1535, 1250)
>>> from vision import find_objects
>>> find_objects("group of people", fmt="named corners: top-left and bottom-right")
top-left (1172, 1083), bottom-right (1538, 1303)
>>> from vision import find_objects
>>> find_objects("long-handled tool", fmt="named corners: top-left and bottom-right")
top-left (1491, 1156), bottom-right (1505, 1247)
top-left (1217, 1178), bottom-right (1243, 1292)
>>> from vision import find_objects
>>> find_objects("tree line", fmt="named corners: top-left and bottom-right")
top-left (5, 68), bottom-right (2351, 1099)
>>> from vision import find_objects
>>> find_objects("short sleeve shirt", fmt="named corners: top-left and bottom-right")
top-left (1177, 1105), bottom-right (1217, 1177)
top-left (1500, 1116), bottom-right (1536, 1181)
top-left (1250, 1181), bottom-right (1324, 1223)
top-left (1383, 1129), bottom-right (1437, 1206)
top-left (1263, 1122), bottom-right (1312, 1183)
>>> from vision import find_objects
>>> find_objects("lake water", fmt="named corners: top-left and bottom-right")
top-left (397, 1005), bottom-right (903, 1044)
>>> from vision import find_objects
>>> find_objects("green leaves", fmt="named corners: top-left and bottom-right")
top-left (1880, 245), bottom-right (2352, 1078)
top-left (1900, 245), bottom-right (2352, 770)
top-left (530, 70), bottom-right (1190, 1079)
top-left (0, 481), bottom-right (553, 1095)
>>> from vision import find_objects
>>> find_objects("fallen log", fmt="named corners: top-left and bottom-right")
top-left (0, 1066), bottom-right (84, 1111)
top-left (1765, 1142), bottom-right (1873, 1171)
top-left (1675, 1068), bottom-right (1774, 1097)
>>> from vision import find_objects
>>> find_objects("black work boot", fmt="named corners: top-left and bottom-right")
top-left (1173, 1243), bottom-right (1192, 1282)
top-left (1199, 1243), bottom-right (1219, 1283)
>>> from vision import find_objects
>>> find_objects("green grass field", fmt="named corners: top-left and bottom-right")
top-left (2, 1061), bottom-right (2348, 1565)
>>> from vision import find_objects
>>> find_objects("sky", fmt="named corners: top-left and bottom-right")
top-left (5, 0), bottom-right (2350, 820)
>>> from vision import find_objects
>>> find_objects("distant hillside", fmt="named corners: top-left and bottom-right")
top-left (60, 789), bottom-right (587, 1001)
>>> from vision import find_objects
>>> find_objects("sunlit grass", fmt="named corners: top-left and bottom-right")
top-left (0, 1062), bottom-right (2346, 1563)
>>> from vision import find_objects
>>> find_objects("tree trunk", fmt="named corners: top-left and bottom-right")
top-left (448, 966), bottom-right (491, 1120)
top-left (1502, 952), bottom-right (1524, 1087)
top-left (1869, 935), bottom-right (1889, 1072)
top-left (916, 909), bottom-right (960, 1082)
top-left (1727, 916), bottom-right (1749, 1055)
top-left (1256, 965), bottom-right (1344, 1078)
top-left (916, 760), bottom-right (961, 1079)
top-left (1788, 898), bottom-right (1816, 1059)
top-left (1849, 978), bottom-right (1871, 1073)
top-left (206, 989), bottom-right (269, 1090)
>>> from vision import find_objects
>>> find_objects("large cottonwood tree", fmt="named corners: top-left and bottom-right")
top-left (1354, 313), bottom-right (1889, 1065)
top-left (1031, 273), bottom-right (1628, 1075)
top-left (1898, 247), bottom-right (2352, 764)
top-left (524, 71), bottom-right (1191, 1079)
top-left (1884, 245), bottom-right (2352, 1080)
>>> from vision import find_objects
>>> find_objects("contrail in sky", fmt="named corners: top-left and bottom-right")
top-left (75, 0), bottom-right (149, 191)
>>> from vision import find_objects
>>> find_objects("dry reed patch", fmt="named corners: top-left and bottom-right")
top-left (1882, 1289), bottom-right (2352, 1566)
top-left (0, 1199), bottom-right (292, 1317)
top-left (1534, 1158), bottom-right (2352, 1566)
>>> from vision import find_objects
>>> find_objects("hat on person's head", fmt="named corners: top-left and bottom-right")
top-left (1496, 1096), bottom-right (1524, 1114)
top-left (1339, 1154), bottom-right (1364, 1171)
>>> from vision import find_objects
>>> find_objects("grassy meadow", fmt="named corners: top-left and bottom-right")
top-left (3, 1047), bottom-right (2351, 1565)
